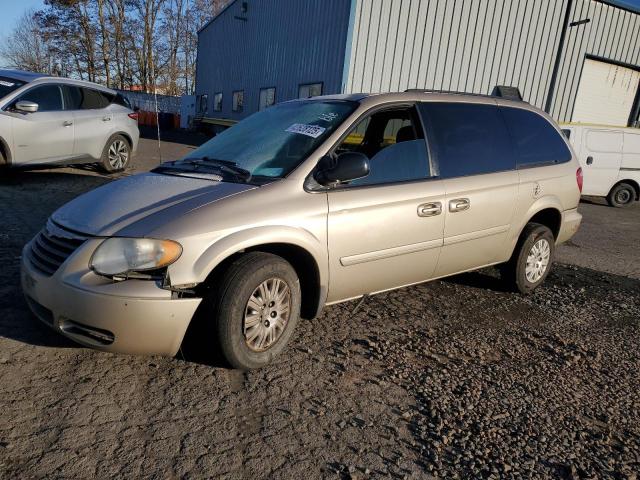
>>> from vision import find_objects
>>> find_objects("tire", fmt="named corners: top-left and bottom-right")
top-left (501, 223), bottom-right (555, 294)
top-left (100, 134), bottom-right (131, 173)
top-left (212, 252), bottom-right (301, 370)
top-left (607, 183), bottom-right (636, 208)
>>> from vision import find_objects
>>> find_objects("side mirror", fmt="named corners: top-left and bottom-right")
top-left (15, 101), bottom-right (39, 113)
top-left (315, 152), bottom-right (370, 186)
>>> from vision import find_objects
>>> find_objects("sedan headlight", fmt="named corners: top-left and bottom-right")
top-left (90, 238), bottom-right (182, 276)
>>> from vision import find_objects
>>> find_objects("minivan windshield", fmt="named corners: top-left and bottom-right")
top-left (0, 76), bottom-right (26, 100)
top-left (180, 100), bottom-right (357, 180)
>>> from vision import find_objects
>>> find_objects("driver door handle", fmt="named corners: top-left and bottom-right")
top-left (449, 198), bottom-right (470, 212)
top-left (417, 202), bottom-right (442, 217)
top-left (63, 121), bottom-right (73, 127)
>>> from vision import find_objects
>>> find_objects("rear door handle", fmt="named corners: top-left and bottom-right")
top-left (449, 198), bottom-right (470, 212)
top-left (63, 121), bottom-right (73, 127)
top-left (102, 116), bottom-right (112, 122)
top-left (586, 156), bottom-right (593, 165)
top-left (417, 202), bottom-right (442, 217)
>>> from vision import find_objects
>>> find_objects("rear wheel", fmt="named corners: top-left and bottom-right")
top-left (212, 252), bottom-right (301, 370)
top-left (100, 134), bottom-right (131, 173)
top-left (607, 182), bottom-right (635, 208)
top-left (501, 223), bottom-right (555, 294)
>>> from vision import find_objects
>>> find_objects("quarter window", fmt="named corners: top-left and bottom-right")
top-left (213, 92), bottom-right (222, 112)
top-left (335, 106), bottom-right (430, 187)
top-left (418, 102), bottom-right (514, 178)
top-left (501, 107), bottom-right (572, 167)
top-left (298, 83), bottom-right (322, 99)
top-left (16, 85), bottom-right (63, 112)
top-left (259, 87), bottom-right (276, 110)
top-left (232, 90), bottom-right (244, 112)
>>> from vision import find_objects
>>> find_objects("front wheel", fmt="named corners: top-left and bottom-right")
top-left (501, 223), bottom-right (555, 294)
top-left (607, 183), bottom-right (635, 208)
top-left (213, 252), bottom-right (301, 370)
top-left (100, 134), bottom-right (131, 173)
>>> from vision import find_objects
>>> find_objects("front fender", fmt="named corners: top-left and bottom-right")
top-left (170, 225), bottom-right (328, 291)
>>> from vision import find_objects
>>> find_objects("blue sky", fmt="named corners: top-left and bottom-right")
top-left (0, 0), bottom-right (45, 34)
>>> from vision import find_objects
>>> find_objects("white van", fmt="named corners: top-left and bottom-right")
top-left (560, 124), bottom-right (640, 207)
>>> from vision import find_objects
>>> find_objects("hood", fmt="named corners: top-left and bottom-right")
top-left (52, 172), bottom-right (255, 236)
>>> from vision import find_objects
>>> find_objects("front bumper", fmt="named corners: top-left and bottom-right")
top-left (20, 240), bottom-right (201, 356)
top-left (557, 208), bottom-right (582, 244)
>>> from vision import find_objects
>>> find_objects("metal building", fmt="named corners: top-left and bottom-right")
top-left (196, 0), bottom-right (640, 128)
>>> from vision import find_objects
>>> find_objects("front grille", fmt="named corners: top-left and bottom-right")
top-left (27, 222), bottom-right (88, 276)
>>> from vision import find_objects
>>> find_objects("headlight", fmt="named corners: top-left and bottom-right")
top-left (90, 238), bottom-right (182, 276)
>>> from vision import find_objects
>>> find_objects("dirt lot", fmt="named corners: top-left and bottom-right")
top-left (0, 132), bottom-right (639, 479)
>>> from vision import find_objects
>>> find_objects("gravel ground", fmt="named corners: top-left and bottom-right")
top-left (0, 131), bottom-right (639, 478)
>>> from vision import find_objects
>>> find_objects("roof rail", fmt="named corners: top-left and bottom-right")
top-left (491, 85), bottom-right (523, 101)
top-left (404, 86), bottom-right (525, 102)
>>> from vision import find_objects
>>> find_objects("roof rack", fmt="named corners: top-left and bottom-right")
top-left (404, 85), bottom-right (525, 102)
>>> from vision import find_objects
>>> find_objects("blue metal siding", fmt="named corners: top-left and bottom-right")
top-left (196, 0), bottom-right (353, 119)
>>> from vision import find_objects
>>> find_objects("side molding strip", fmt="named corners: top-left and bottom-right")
top-left (340, 238), bottom-right (442, 266)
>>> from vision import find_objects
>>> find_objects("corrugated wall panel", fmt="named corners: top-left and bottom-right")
top-left (196, 0), bottom-right (351, 119)
top-left (344, 0), bottom-right (640, 122)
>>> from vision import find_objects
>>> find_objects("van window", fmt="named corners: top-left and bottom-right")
top-left (501, 107), bottom-right (572, 167)
top-left (624, 132), bottom-right (640, 154)
top-left (418, 102), bottom-right (514, 178)
top-left (586, 130), bottom-right (623, 153)
top-left (335, 106), bottom-right (430, 186)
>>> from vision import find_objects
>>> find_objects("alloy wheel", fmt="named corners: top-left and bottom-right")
top-left (108, 140), bottom-right (129, 169)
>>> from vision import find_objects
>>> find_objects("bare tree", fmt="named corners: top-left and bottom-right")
top-left (3, 0), bottom-right (229, 94)
top-left (0, 11), bottom-right (53, 73)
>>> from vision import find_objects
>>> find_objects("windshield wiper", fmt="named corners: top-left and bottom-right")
top-left (182, 157), bottom-right (252, 182)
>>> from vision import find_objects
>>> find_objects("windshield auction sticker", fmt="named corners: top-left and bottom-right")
top-left (286, 123), bottom-right (326, 138)
top-left (0, 81), bottom-right (15, 87)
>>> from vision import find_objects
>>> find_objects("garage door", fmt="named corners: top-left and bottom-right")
top-left (572, 59), bottom-right (640, 127)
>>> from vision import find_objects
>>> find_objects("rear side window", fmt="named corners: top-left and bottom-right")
top-left (418, 102), bottom-right (514, 178)
top-left (501, 107), bottom-right (572, 167)
top-left (64, 86), bottom-right (113, 110)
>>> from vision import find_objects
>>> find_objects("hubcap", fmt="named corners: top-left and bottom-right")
top-left (616, 189), bottom-right (631, 204)
top-left (525, 238), bottom-right (551, 283)
top-left (243, 277), bottom-right (291, 352)
top-left (108, 140), bottom-right (129, 169)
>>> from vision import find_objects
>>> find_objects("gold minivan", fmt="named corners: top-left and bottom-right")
top-left (21, 91), bottom-right (582, 369)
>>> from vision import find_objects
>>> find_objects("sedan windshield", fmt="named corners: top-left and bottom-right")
top-left (182, 100), bottom-right (357, 180)
top-left (0, 76), bottom-right (26, 100)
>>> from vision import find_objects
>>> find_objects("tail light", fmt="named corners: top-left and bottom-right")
top-left (128, 112), bottom-right (139, 121)
top-left (576, 167), bottom-right (583, 193)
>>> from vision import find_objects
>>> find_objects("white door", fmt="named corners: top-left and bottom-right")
top-left (580, 129), bottom-right (623, 196)
top-left (10, 84), bottom-right (74, 165)
top-left (66, 86), bottom-right (113, 159)
top-left (573, 59), bottom-right (640, 127)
